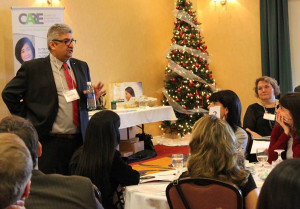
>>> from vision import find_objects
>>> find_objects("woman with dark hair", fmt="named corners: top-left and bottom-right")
top-left (69, 110), bottom-right (140, 209)
top-left (257, 159), bottom-right (300, 209)
top-left (15, 37), bottom-right (35, 64)
top-left (243, 76), bottom-right (280, 137)
top-left (183, 116), bottom-right (258, 209)
top-left (125, 86), bottom-right (135, 101)
top-left (268, 93), bottom-right (300, 162)
top-left (208, 90), bottom-right (248, 154)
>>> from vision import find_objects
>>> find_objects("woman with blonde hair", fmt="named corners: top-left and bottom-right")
top-left (184, 116), bottom-right (258, 209)
top-left (243, 76), bottom-right (280, 137)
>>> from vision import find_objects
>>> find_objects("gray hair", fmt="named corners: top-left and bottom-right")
top-left (0, 133), bottom-right (32, 209)
top-left (47, 23), bottom-right (72, 51)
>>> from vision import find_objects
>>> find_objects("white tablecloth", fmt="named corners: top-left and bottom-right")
top-left (125, 170), bottom-right (177, 209)
top-left (89, 106), bottom-right (177, 129)
top-left (124, 164), bottom-right (272, 209)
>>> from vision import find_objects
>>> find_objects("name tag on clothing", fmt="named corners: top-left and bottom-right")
top-left (209, 106), bottom-right (220, 118)
top-left (63, 89), bottom-right (80, 102)
top-left (263, 113), bottom-right (275, 121)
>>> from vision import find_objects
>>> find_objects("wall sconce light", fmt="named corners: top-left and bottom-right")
top-left (213, 0), bottom-right (227, 5)
top-left (47, 0), bottom-right (52, 6)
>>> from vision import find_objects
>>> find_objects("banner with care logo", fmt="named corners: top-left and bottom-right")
top-left (11, 7), bottom-right (64, 73)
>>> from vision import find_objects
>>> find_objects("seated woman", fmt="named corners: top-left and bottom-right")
top-left (183, 116), bottom-right (258, 209)
top-left (69, 110), bottom-right (140, 209)
top-left (243, 76), bottom-right (280, 137)
top-left (257, 159), bottom-right (300, 209)
top-left (268, 93), bottom-right (300, 163)
top-left (208, 90), bottom-right (248, 154)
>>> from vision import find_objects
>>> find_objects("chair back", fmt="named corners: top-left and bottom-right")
top-left (244, 129), bottom-right (253, 160)
top-left (166, 177), bottom-right (243, 209)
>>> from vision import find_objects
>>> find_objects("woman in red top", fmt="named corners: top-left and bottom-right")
top-left (268, 93), bottom-right (300, 163)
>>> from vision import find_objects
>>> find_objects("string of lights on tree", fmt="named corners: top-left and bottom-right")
top-left (160, 0), bottom-right (215, 137)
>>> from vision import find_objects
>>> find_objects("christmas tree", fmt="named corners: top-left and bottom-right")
top-left (161, 0), bottom-right (215, 137)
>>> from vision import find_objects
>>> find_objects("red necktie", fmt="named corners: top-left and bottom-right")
top-left (63, 63), bottom-right (80, 128)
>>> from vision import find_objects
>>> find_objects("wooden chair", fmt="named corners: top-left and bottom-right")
top-left (166, 177), bottom-right (243, 209)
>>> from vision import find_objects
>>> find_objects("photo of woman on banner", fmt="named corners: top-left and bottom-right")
top-left (125, 86), bottom-right (135, 101)
top-left (15, 37), bottom-right (35, 64)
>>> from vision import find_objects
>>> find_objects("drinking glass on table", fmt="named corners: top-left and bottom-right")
top-left (273, 149), bottom-right (285, 166)
top-left (172, 154), bottom-right (184, 178)
top-left (256, 148), bottom-right (268, 167)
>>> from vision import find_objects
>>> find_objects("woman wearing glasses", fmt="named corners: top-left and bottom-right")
top-left (268, 93), bottom-right (300, 162)
top-left (243, 76), bottom-right (280, 137)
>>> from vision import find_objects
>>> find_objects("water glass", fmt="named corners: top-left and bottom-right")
top-left (172, 154), bottom-right (184, 178)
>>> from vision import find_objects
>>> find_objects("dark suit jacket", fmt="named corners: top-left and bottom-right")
top-left (2, 56), bottom-right (90, 138)
top-left (25, 170), bottom-right (104, 209)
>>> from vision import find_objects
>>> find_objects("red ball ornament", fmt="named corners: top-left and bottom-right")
top-left (189, 81), bottom-right (194, 86)
top-left (198, 58), bottom-right (202, 62)
top-left (195, 63), bottom-right (199, 68)
top-left (203, 45), bottom-right (207, 50)
top-left (209, 74), bottom-right (212, 78)
top-left (172, 78), bottom-right (176, 82)
top-left (177, 88), bottom-right (181, 92)
top-left (176, 6), bottom-right (179, 9)
top-left (184, 62), bottom-right (188, 67)
top-left (189, 93), bottom-right (193, 97)
top-left (205, 64), bottom-right (208, 69)
top-left (173, 50), bottom-right (177, 54)
top-left (183, 40), bottom-right (186, 44)
top-left (183, 105), bottom-right (187, 109)
top-left (199, 96), bottom-right (202, 100)
top-left (180, 20), bottom-right (183, 23)
top-left (197, 47), bottom-right (200, 50)
top-left (185, 2), bottom-right (188, 6)
top-left (177, 26), bottom-right (180, 31)
top-left (174, 22), bottom-right (177, 25)
top-left (189, 10), bottom-right (192, 14)
top-left (193, 19), bottom-right (197, 23)
top-left (176, 98), bottom-right (179, 102)
top-left (185, 26), bottom-right (189, 29)
top-left (206, 95), bottom-right (210, 100)
top-left (190, 34), bottom-right (194, 38)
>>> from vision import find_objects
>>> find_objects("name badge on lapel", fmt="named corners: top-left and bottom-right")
top-left (263, 113), bottom-right (275, 121)
top-left (63, 89), bottom-right (80, 102)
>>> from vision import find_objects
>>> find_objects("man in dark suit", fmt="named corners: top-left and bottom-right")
top-left (2, 23), bottom-right (105, 174)
top-left (0, 115), bottom-right (104, 209)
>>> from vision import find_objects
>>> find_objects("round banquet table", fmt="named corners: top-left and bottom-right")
top-left (124, 163), bottom-right (273, 209)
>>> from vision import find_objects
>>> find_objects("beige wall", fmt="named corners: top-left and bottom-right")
top-left (0, 0), bottom-right (261, 136)
top-left (197, 0), bottom-right (261, 121)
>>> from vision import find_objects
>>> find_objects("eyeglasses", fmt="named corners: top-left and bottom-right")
top-left (52, 39), bottom-right (76, 46)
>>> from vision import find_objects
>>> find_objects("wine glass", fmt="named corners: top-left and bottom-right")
top-left (274, 149), bottom-right (285, 165)
top-left (256, 148), bottom-right (268, 167)
top-left (172, 154), bottom-right (184, 178)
